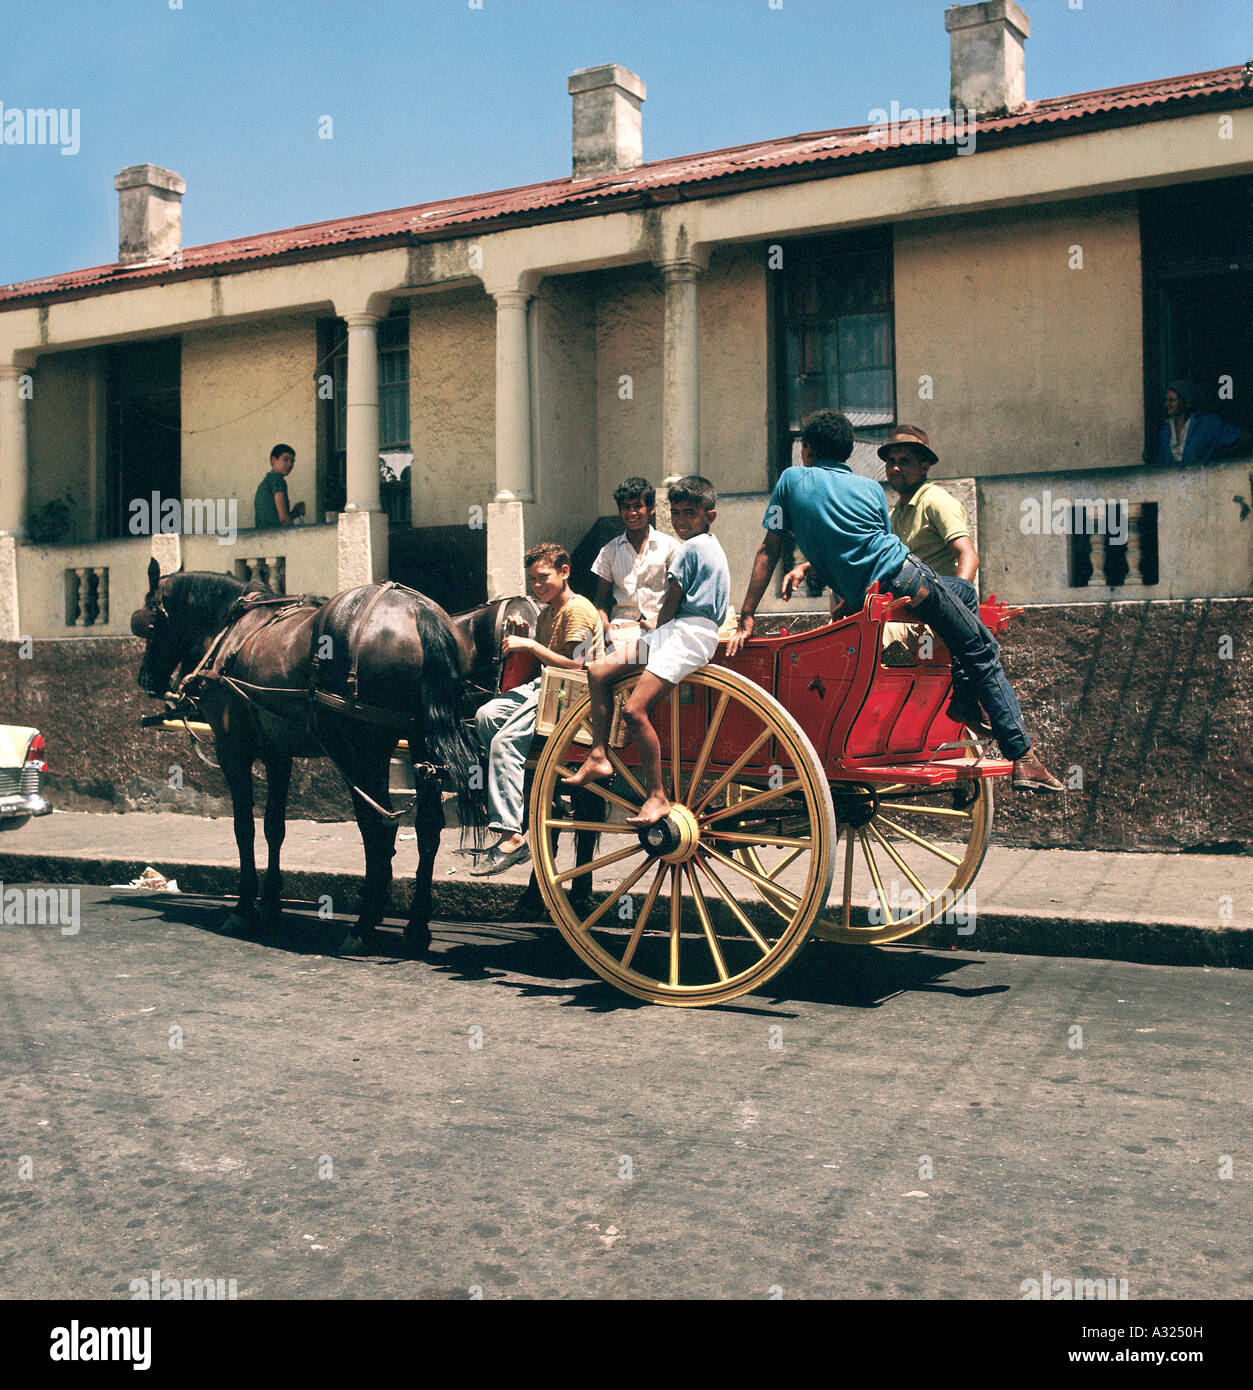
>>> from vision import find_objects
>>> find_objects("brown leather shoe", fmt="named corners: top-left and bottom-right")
top-left (1012, 748), bottom-right (1065, 793)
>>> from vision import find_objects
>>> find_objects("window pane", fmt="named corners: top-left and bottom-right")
top-left (837, 313), bottom-right (891, 373)
top-left (839, 370), bottom-right (895, 427)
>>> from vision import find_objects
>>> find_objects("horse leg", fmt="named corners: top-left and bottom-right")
top-left (404, 771), bottom-right (444, 954)
top-left (329, 730), bottom-right (397, 954)
top-left (219, 742), bottom-right (260, 932)
top-left (259, 752), bottom-right (293, 932)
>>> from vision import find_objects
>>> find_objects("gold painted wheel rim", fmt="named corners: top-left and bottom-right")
top-left (530, 665), bottom-right (835, 1007)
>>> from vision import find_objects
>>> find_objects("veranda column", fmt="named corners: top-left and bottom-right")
top-left (660, 259), bottom-right (701, 481)
top-left (343, 311), bottom-right (382, 511)
top-left (492, 289), bottom-right (534, 504)
top-left (487, 286), bottom-right (534, 599)
top-left (0, 362), bottom-right (32, 537)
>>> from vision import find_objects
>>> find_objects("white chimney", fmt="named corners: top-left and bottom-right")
top-left (114, 164), bottom-right (186, 264)
top-left (945, 1), bottom-right (1030, 114)
top-left (568, 64), bottom-right (646, 179)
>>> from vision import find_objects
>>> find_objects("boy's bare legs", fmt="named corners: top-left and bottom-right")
top-left (623, 671), bottom-right (674, 825)
top-left (561, 658), bottom-right (622, 787)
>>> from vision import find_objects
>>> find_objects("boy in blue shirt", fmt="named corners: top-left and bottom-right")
top-left (564, 475), bottom-right (729, 825)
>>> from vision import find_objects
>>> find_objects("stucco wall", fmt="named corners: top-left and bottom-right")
top-left (529, 274), bottom-right (599, 556)
top-left (594, 266), bottom-right (663, 510)
top-left (181, 314), bottom-right (318, 525)
top-left (698, 245), bottom-right (770, 495)
top-left (27, 348), bottom-right (105, 540)
top-left (408, 285), bottom-right (495, 528)
top-left (894, 195), bottom-right (1144, 478)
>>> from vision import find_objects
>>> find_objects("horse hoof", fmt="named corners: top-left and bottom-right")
top-left (224, 908), bottom-right (259, 935)
top-left (403, 924), bottom-right (431, 956)
top-left (339, 929), bottom-right (379, 956)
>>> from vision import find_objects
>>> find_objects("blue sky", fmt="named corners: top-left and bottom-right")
top-left (1, 0), bottom-right (1248, 286)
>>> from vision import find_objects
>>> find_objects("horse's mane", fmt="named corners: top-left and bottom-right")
top-left (169, 571), bottom-right (263, 625)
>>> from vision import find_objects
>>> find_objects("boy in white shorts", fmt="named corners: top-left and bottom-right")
top-left (564, 476), bottom-right (730, 825)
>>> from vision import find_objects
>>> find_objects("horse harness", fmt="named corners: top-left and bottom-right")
top-left (172, 584), bottom-right (447, 820)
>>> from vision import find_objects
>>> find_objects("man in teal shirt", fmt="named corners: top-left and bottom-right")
top-left (728, 410), bottom-right (1062, 792)
top-left (254, 443), bottom-right (305, 529)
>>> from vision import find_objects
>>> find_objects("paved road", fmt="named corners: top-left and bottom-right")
top-left (1, 887), bottom-right (1250, 1300)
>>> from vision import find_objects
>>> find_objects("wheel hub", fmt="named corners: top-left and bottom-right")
top-left (831, 784), bottom-right (878, 829)
top-left (637, 804), bottom-right (701, 862)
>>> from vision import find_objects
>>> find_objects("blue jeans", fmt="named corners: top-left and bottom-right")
top-left (474, 678), bottom-right (540, 835)
top-left (883, 558), bottom-right (1031, 760)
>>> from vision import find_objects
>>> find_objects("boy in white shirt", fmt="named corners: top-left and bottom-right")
top-left (565, 476), bottom-right (730, 826)
top-left (591, 477), bottom-right (679, 652)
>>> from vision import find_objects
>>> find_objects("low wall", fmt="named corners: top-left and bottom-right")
top-left (0, 597), bottom-right (1249, 851)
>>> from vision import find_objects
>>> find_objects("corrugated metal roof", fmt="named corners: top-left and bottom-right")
top-left (2, 63), bottom-right (1249, 306)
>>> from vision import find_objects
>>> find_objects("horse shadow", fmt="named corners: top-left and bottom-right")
top-left (118, 892), bottom-right (1010, 1015)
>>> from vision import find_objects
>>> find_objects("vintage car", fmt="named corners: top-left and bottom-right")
top-left (0, 725), bottom-right (49, 830)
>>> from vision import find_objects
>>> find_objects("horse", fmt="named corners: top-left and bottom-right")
top-left (131, 557), bottom-right (486, 955)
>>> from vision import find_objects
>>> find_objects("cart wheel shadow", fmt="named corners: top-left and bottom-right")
top-left (109, 894), bottom-right (1011, 1010)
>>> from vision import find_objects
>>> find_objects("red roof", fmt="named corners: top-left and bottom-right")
top-left (2, 63), bottom-right (1249, 307)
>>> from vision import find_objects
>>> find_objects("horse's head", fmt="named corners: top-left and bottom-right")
top-left (131, 559), bottom-right (247, 698)
top-left (452, 595), bottom-right (541, 704)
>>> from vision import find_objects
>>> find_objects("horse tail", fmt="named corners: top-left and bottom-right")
top-left (413, 604), bottom-right (488, 847)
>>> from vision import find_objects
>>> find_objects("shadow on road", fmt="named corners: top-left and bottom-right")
top-left (114, 892), bottom-right (1009, 1013)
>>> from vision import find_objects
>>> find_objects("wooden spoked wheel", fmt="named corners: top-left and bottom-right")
top-left (809, 765), bottom-right (992, 945)
top-left (529, 665), bottom-right (835, 1007)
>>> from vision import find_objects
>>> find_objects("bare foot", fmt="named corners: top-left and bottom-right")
top-left (563, 755), bottom-right (612, 787)
top-left (628, 793), bottom-right (672, 826)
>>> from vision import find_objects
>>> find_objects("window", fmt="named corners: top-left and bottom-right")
top-left (323, 307), bottom-right (411, 523)
top-left (775, 230), bottom-right (896, 482)
top-left (1140, 176), bottom-right (1253, 462)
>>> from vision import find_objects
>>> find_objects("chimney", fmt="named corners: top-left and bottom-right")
top-left (113, 164), bottom-right (186, 264)
top-left (568, 64), bottom-right (646, 179)
top-left (945, 1), bottom-right (1030, 114)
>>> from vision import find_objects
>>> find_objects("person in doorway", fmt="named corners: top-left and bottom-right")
top-left (1156, 380), bottom-right (1251, 465)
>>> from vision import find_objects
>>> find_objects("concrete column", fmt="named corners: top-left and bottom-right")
top-left (0, 362), bottom-right (32, 537)
top-left (660, 260), bottom-right (701, 480)
top-left (344, 311), bottom-right (382, 511)
top-left (492, 289), bottom-right (534, 504)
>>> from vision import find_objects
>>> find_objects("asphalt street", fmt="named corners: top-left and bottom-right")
top-left (2, 886), bottom-right (1250, 1300)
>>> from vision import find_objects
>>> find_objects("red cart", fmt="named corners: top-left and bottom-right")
top-left (528, 585), bottom-right (1022, 1006)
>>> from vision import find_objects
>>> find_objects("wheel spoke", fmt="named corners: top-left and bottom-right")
top-left (669, 865), bottom-right (682, 987)
top-left (537, 818), bottom-right (636, 835)
top-left (690, 726), bottom-right (774, 814)
top-left (866, 820), bottom-right (933, 904)
top-left (606, 745), bottom-right (647, 801)
top-left (621, 862), bottom-right (668, 969)
top-left (700, 780), bottom-right (804, 826)
top-left (694, 857), bottom-right (771, 954)
top-left (878, 801), bottom-right (972, 820)
top-left (686, 865), bottom-right (729, 982)
top-left (686, 690), bottom-right (730, 807)
top-left (874, 814), bottom-right (962, 866)
top-left (703, 845), bottom-right (802, 913)
top-left (553, 765), bottom-right (639, 816)
top-left (575, 854), bottom-right (656, 933)
top-left (554, 841), bottom-right (647, 883)
top-left (840, 825), bottom-right (855, 930)
top-left (858, 829), bottom-right (895, 926)
top-left (704, 828), bottom-right (812, 850)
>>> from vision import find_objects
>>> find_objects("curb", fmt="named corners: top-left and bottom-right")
top-left (2, 848), bottom-right (1249, 972)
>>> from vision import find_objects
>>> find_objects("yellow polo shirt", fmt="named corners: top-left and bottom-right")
top-left (889, 480), bottom-right (970, 577)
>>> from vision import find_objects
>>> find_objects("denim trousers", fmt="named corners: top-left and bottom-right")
top-left (883, 557), bottom-right (1032, 760)
top-left (474, 678), bottom-right (540, 835)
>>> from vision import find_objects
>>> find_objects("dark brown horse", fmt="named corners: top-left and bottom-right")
top-left (131, 558), bottom-right (485, 954)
